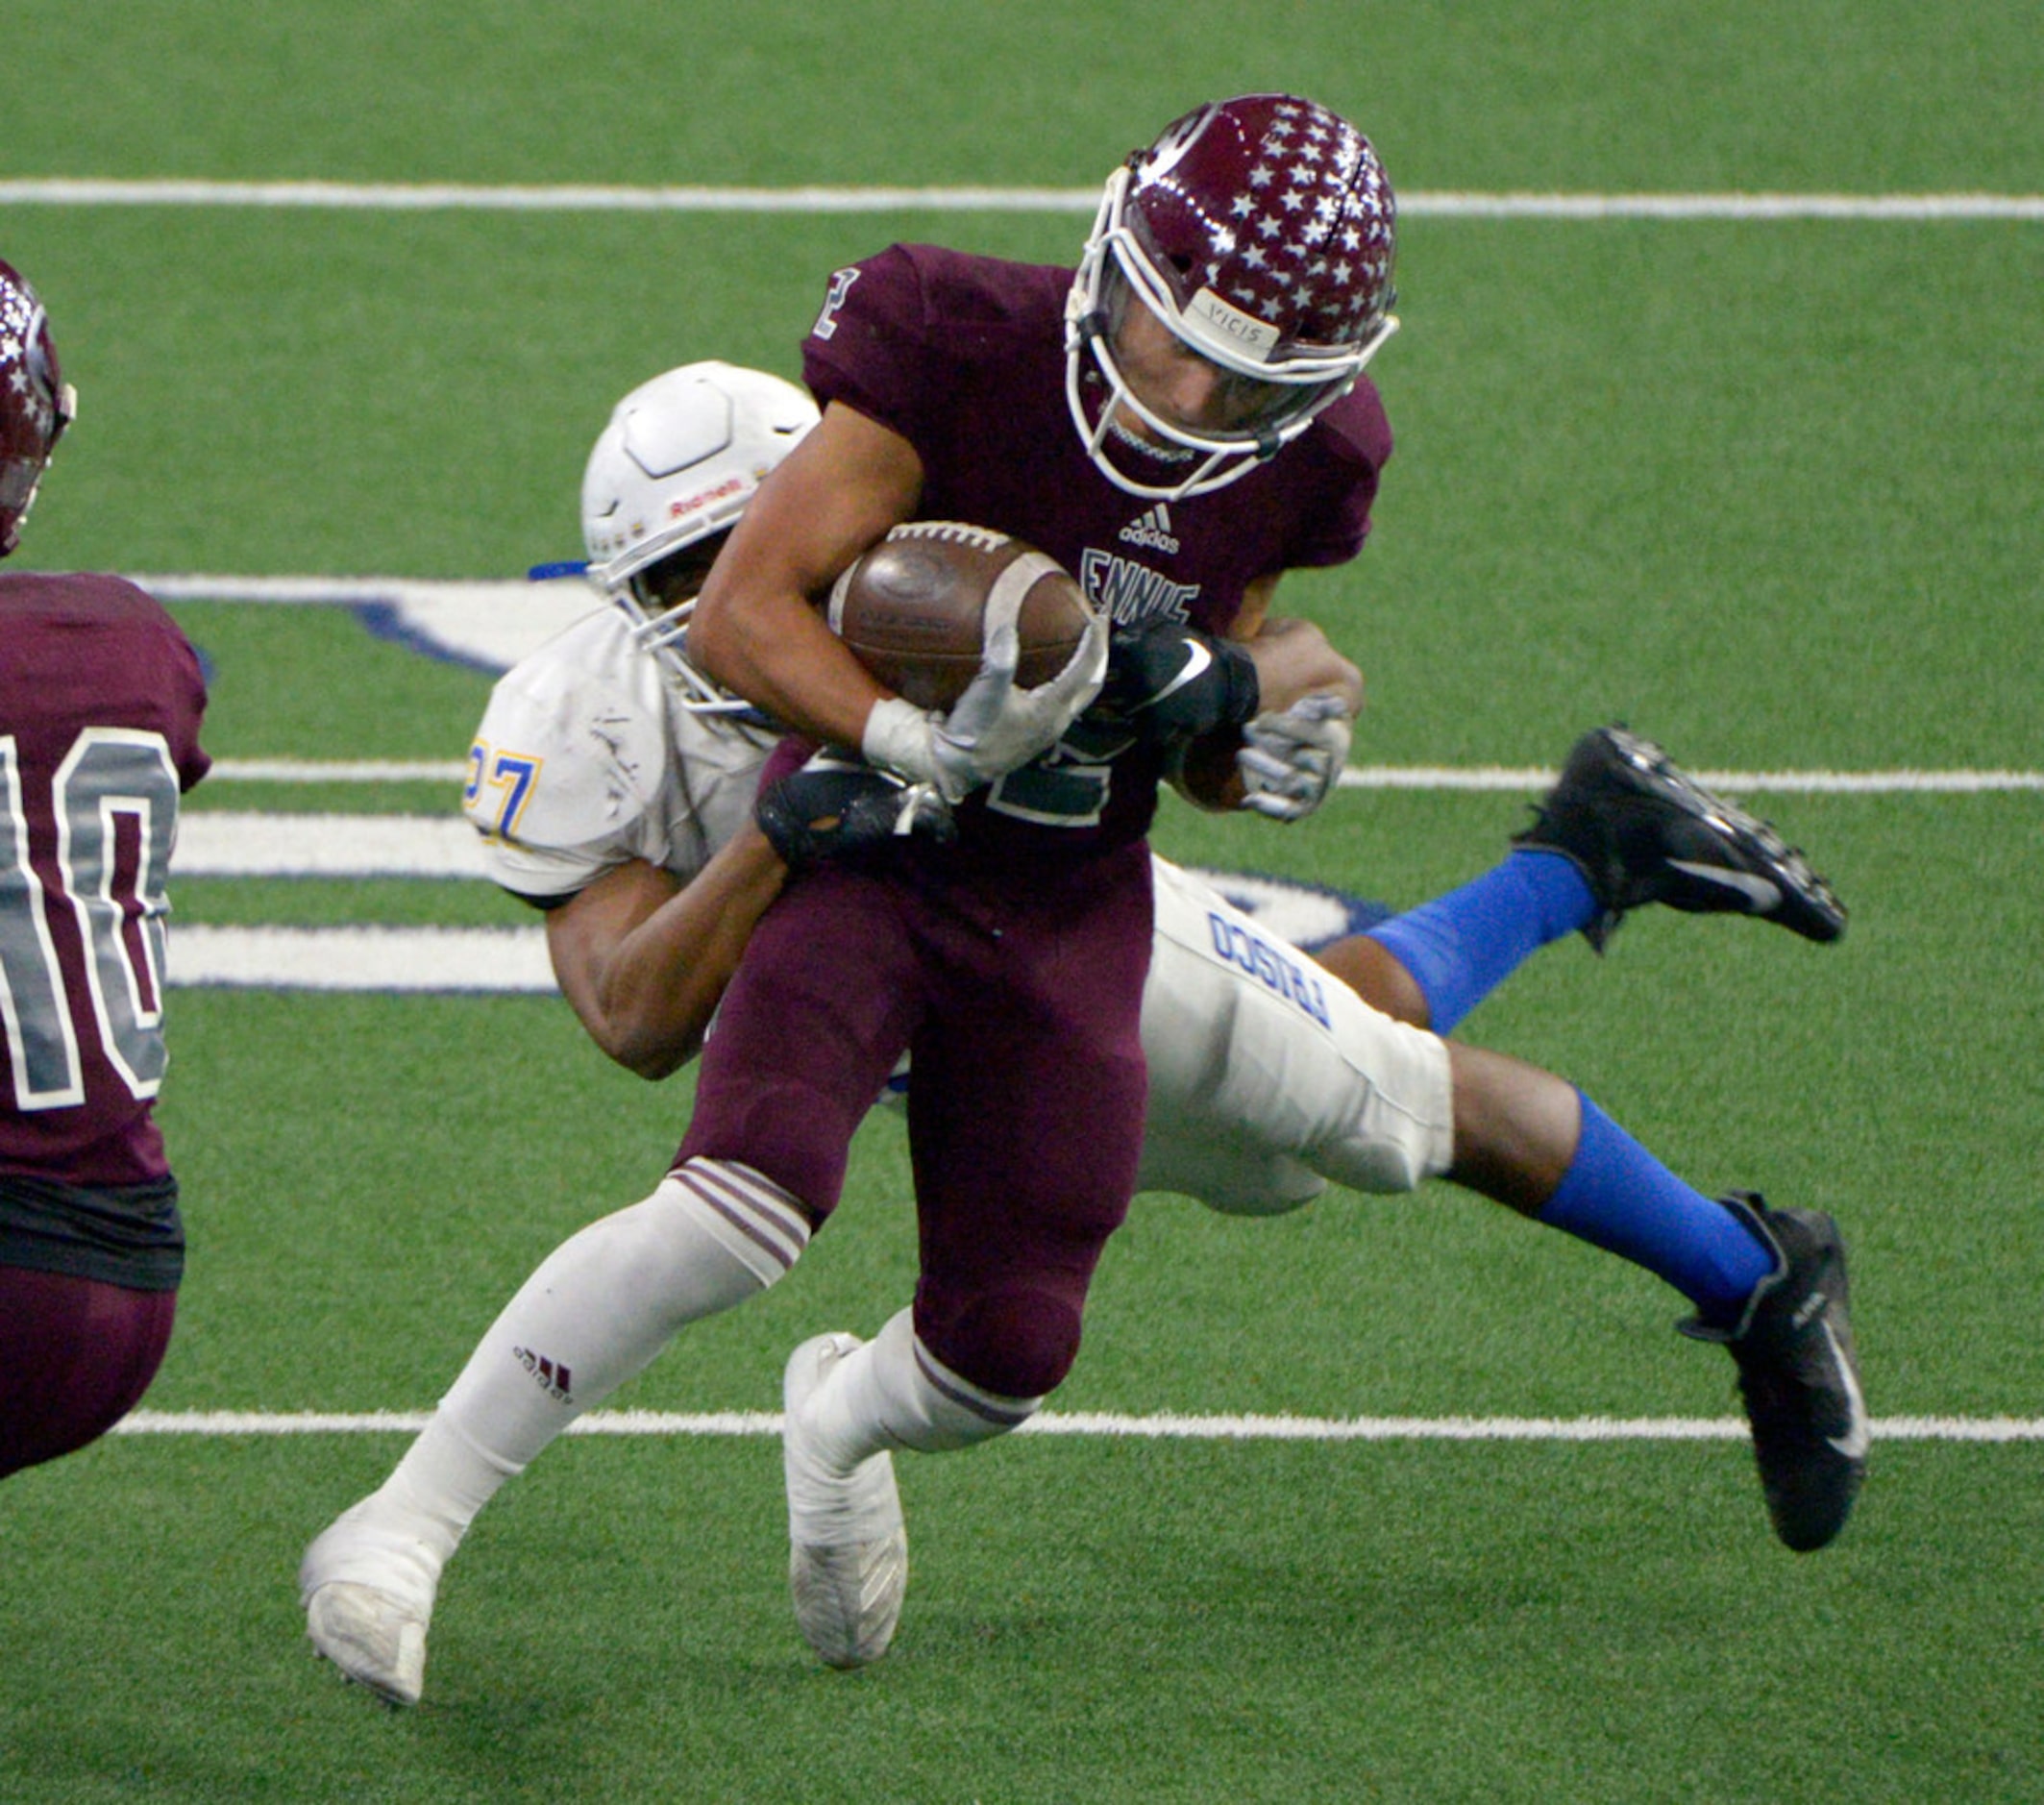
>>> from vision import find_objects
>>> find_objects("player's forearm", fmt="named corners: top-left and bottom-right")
top-left (688, 582), bottom-right (888, 750)
top-left (688, 398), bottom-right (924, 747)
top-left (603, 830), bottom-right (786, 1076)
top-left (548, 837), bottom-right (786, 1078)
top-left (1241, 616), bottom-right (1363, 715)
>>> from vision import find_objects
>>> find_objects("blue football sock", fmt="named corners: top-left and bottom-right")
top-left (1538, 1095), bottom-right (1775, 1317)
top-left (1364, 849), bottom-right (1598, 1034)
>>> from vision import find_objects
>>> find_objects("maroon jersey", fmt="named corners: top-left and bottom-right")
top-left (0, 573), bottom-right (208, 1285)
top-left (803, 243), bottom-right (1388, 856)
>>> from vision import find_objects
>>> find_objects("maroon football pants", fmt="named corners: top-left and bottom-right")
top-left (678, 839), bottom-right (1152, 1400)
top-left (0, 1266), bottom-right (176, 1479)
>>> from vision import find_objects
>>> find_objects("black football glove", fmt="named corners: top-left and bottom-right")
top-left (755, 750), bottom-right (956, 872)
top-left (1101, 620), bottom-right (1261, 745)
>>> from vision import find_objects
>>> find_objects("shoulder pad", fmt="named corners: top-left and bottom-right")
top-left (465, 612), bottom-right (671, 856)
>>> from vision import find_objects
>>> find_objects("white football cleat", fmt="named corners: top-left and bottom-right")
top-left (782, 1332), bottom-right (908, 1668)
top-left (298, 1498), bottom-right (444, 1707)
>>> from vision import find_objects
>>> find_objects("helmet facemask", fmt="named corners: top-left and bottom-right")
top-left (1064, 96), bottom-right (1399, 501)
top-left (614, 531), bottom-right (762, 717)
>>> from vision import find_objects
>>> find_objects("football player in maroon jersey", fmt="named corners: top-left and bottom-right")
top-left (694, 92), bottom-right (1857, 1645)
top-left (0, 259), bottom-right (211, 1480)
top-left (300, 97), bottom-right (1861, 1706)
top-left (682, 92), bottom-right (1439, 1673)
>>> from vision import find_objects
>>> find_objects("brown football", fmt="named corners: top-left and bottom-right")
top-left (825, 521), bottom-right (1094, 711)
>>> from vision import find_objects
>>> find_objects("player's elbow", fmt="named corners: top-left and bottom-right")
top-left (603, 1024), bottom-right (698, 1081)
top-left (581, 990), bottom-right (705, 1079)
top-left (684, 581), bottom-right (744, 689)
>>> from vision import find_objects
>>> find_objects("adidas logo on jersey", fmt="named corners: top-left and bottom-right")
top-left (1118, 505), bottom-right (1181, 555)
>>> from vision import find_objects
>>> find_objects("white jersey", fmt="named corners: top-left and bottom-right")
top-left (463, 606), bottom-right (1452, 1212)
top-left (463, 607), bottom-right (774, 902)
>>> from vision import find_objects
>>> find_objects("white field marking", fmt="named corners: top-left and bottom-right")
top-left (190, 762), bottom-right (2044, 810)
top-left (209, 759), bottom-right (470, 782)
top-left (111, 1408), bottom-right (2044, 1442)
top-left (178, 810), bottom-right (482, 875)
top-left (135, 573), bottom-right (542, 604)
top-left (1337, 765), bottom-right (2044, 794)
top-left (167, 924), bottom-right (555, 992)
top-left (6, 179), bottom-right (2043, 220)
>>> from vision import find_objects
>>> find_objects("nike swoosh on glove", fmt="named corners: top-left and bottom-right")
top-left (1237, 693), bottom-right (1353, 821)
top-left (756, 751), bottom-right (956, 871)
top-left (1100, 619), bottom-right (1261, 745)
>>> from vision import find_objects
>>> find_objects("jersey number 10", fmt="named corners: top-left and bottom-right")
top-left (0, 729), bottom-right (179, 1110)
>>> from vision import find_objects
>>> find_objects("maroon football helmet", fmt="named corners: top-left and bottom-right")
top-left (0, 260), bottom-right (76, 556)
top-left (1065, 94), bottom-right (1398, 499)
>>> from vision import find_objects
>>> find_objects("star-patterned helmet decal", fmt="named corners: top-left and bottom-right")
top-left (0, 260), bottom-right (66, 550)
top-left (1125, 95), bottom-right (1395, 357)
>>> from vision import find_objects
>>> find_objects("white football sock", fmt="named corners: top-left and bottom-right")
top-left (801, 1306), bottom-right (1042, 1471)
top-left (366, 1161), bottom-right (809, 1558)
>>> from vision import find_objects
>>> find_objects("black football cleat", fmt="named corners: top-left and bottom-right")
top-left (1514, 726), bottom-right (1847, 951)
top-left (1680, 1193), bottom-right (1868, 1552)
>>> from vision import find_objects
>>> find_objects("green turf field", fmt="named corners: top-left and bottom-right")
top-left (4, 4), bottom-right (2041, 1800)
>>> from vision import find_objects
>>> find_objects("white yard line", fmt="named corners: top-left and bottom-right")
top-left (6, 179), bottom-right (2042, 220)
top-left (191, 765), bottom-right (2044, 799)
top-left (113, 1408), bottom-right (2044, 1442)
top-left (166, 924), bottom-right (554, 991)
top-left (1338, 766), bottom-right (2044, 794)
top-left (208, 759), bottom-right (471, 783)
top-left (178, 811), bottom-right (482, 874)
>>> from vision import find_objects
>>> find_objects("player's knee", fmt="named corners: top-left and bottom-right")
top-left (1200, 1183), bottom-right (1322, 1216)
top-left (675, 1083), bottom-right (860, 1228)
top-left (924, 1286), bottom-right (1083, 1401)
top-left (0, 1275), bottom-right (175, 1480)
top-left (1362, 1136), bottom-right (1435, 1195)
top-left (1302, 1121), bottom-right (1443, 1197)
top-left (1326, 1030), bottom-right (1457, 1195)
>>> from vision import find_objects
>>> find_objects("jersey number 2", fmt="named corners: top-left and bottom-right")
top-left (0, 729), bottom-right (179, 1109)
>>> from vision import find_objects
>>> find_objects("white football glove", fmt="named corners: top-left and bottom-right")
top-left (862, 609), bottom-right (1109, 804)
top-left (1237, 692), bottom-right (1353, 821)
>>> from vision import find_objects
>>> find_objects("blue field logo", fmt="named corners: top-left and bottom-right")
top-left (1183, 868), bottom-right (1389, 955)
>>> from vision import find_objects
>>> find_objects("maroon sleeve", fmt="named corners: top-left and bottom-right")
top-left (1277, 380), bottom-right (1392, 572)
top-left (800, 245), bottom-right (944, 445)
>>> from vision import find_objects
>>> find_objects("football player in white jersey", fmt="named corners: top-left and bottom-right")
top-left (302, 358), bottom-right (1857, 1705)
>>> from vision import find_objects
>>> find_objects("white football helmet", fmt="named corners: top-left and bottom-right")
top-left (580, 360), bottom-right (819, 711)
top-left (1065, 94), bottom-right (1398, 501)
